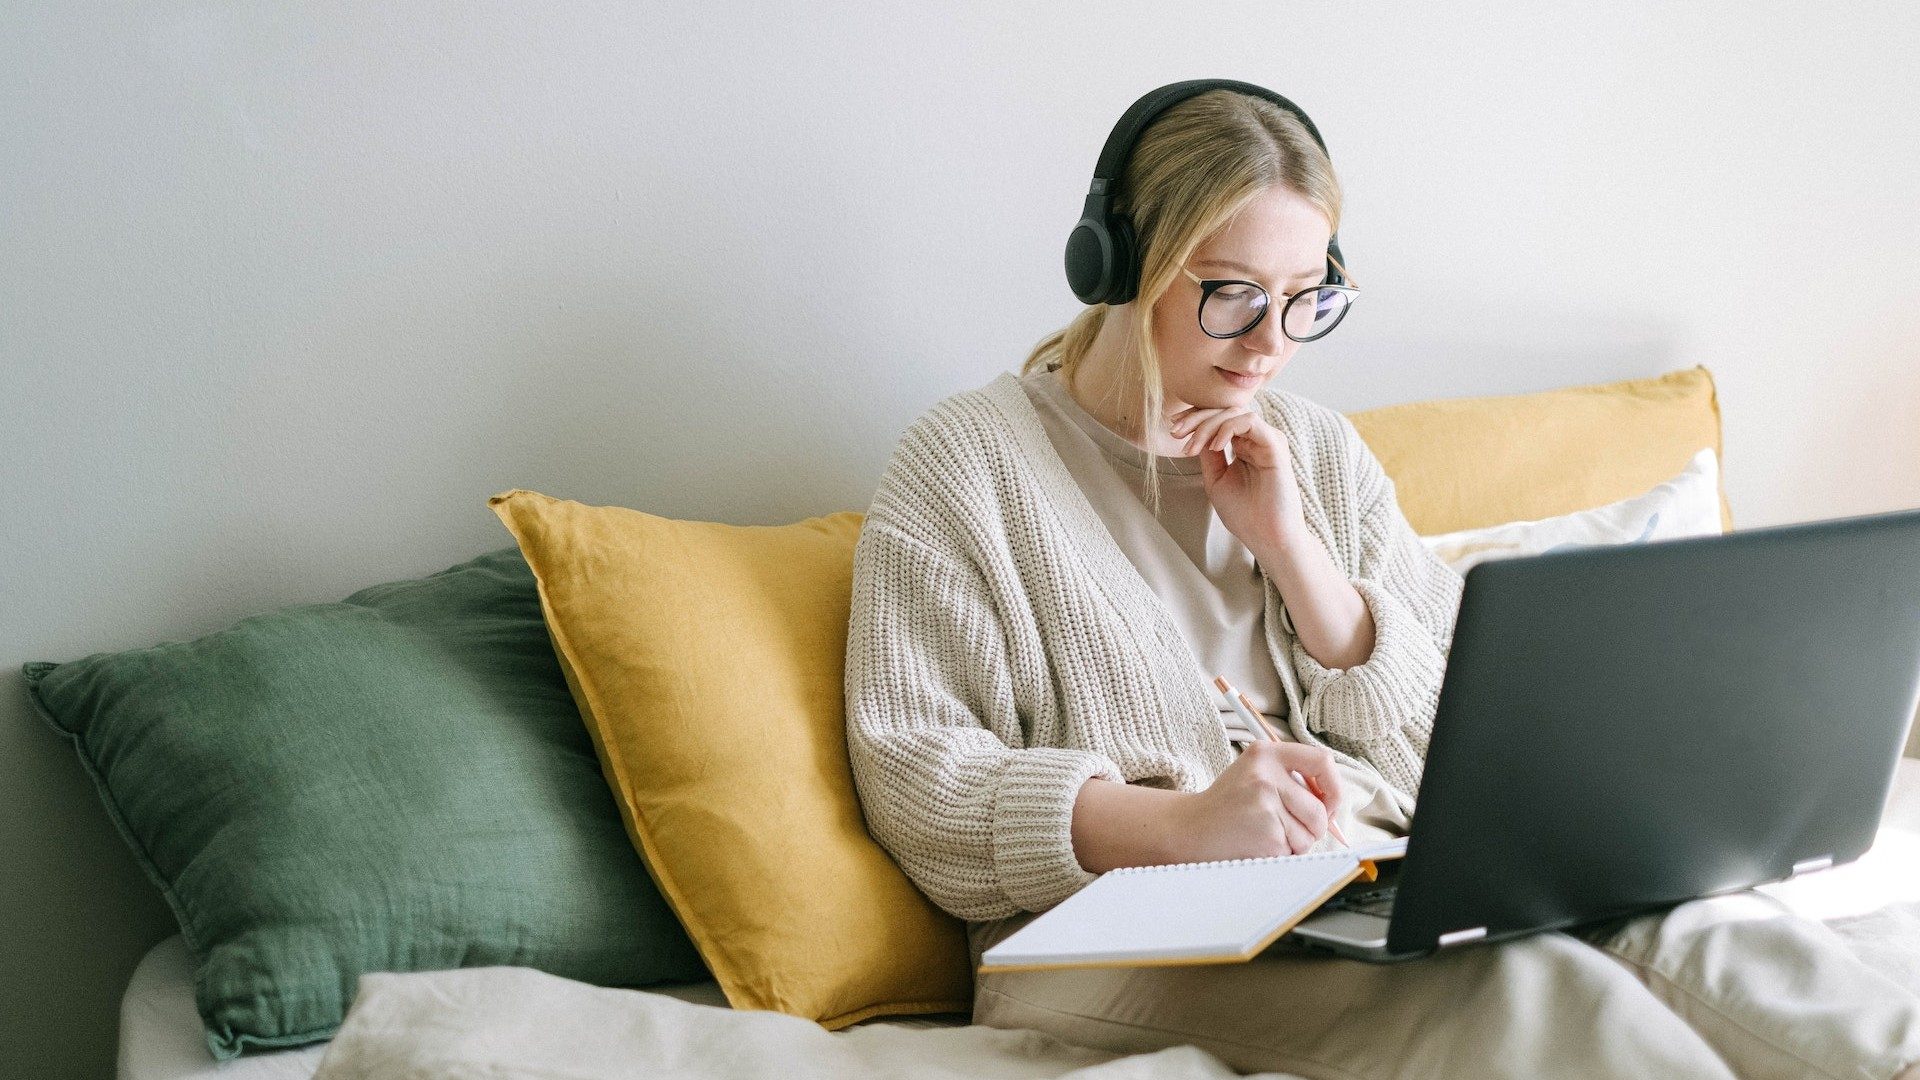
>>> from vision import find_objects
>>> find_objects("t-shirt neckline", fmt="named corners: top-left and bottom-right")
top-left (1027, 364), bottom-right (1203, 476)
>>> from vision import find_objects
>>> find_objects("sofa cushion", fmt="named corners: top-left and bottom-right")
top-left (1347, 365), bottom-right (1732, 536)
top-left (22, 546), bottom-right (708, 1061)
top-left (487, 488), bottom-right (972, 1030)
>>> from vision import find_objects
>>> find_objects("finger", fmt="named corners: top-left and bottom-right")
top-left (1295, 760), bottom-right (1340, 813)
top-left (1198, 441), bottom-right (1226, 482)
top-left (1172, 409), bottom-right (1216, 446)
top-left (1168, 407), bottom-right (1216, 437)
top-left (1277, 807), bottom-right (1314, 854)
top-left (1307, 757), bottom-right (1345, 812)
top-left (1230, 415), bottom-right (1288, 466)
top-left (1257, 779), bottom-right (1313, 853)
top-left (1279, 777), bottom-right (1329, 839)
top-left (1321, 773), bottom-right (1344, 814)
top-left (1183, 416), bottom-right (1224, 455)
top-left (1184, 409), bottom-right (1243, 454)
top-left (1208, 413), bottom-right (1253, 454)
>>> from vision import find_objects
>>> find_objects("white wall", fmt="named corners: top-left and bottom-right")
top-left (4, 3), bottom-right (1917, 1074)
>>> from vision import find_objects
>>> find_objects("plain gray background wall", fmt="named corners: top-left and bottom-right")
top-left (5, 2), bottom-right (1917, 1075)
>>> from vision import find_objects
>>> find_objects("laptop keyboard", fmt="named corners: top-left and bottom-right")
top-left (1336, 885), bottom-right (1398, 917)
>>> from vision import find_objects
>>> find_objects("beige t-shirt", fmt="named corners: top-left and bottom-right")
top-left (1015, 362), bottom-right (1412, 848)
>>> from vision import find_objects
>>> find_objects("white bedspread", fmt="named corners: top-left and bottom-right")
top-left (130, 759), bottom-right (1920, 1080)
top-left (308, 963), bottom-right (1302, 1079)
top-left (306, 758), bottom-right (1920, 1080)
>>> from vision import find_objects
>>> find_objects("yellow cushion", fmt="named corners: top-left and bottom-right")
top-left (1346, 365), bottom-right (1733, 536)
top-left (487, 489), bottom-right (971, 1028)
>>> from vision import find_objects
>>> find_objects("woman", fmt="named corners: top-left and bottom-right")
top-left (842, 85), bottom-right (1920, 1079)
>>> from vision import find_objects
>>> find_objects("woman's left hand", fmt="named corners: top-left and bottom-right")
top-left (1170, 403), bottom-right (1308, 554)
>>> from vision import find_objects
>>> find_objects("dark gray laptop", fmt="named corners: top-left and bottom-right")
top-left (1286, 504), bottom-right (1920, 962)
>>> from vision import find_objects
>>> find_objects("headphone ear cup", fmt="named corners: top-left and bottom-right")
top-left (1106, 213), bottom-right (1139, 306)
top-left (1325, 232), bottom-right (1347, 287)
top-left (1064, 215), bottom-right (1116, 305)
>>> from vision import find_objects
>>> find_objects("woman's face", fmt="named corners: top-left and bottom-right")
top-left (1151, 185), bottom-right (1334, 413)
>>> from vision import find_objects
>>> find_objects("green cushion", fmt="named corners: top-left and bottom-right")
top-left (23, 546), bottom-right (708, 1060)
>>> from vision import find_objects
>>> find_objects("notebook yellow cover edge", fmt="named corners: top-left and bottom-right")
top-left (976, 861), bottom-right (1369, 974)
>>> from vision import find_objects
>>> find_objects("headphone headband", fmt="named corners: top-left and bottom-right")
top-left (1065, 78), bottom-right (1346, 306)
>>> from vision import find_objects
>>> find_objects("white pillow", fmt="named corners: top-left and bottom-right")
top-left (1420, 447), bottom-right (1724, 575)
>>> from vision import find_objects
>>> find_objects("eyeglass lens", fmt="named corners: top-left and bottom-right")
top-left (1201, 284), bottom-right (1351, 341)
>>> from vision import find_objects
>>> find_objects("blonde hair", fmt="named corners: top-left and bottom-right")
top-left (1020, 88), bottom-right (1344, 514)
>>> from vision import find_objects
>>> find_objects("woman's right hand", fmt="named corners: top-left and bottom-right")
top-left (1170, 742), bottom-right (1344, 861)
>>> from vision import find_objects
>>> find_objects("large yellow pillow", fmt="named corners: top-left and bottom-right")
top-left (487, 489), bottom-right (971, 1028)
top-left (1346, 364), bottom-right (1733, 536)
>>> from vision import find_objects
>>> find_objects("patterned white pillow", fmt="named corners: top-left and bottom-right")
top-left (1420, 447), bottom-right (1724, 575)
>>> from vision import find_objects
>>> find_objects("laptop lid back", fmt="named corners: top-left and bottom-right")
top-left (1387, 506), bottom-right (1920, 956)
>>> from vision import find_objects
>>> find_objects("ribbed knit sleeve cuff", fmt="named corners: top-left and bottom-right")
top-left (1290, 576), bottom-right (1447, 749)
top-left (989, 748), bottom-right (1126, 912)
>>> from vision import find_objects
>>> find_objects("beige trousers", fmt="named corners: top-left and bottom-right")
top-left (970, 889), bottom-right (1920, 1080)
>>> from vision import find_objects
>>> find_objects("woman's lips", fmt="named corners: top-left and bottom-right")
top-left (1216, 367), bottom-right (1265, 387)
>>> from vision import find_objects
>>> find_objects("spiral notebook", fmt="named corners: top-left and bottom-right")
top-left (977, 837), bottom-right (1409, 973)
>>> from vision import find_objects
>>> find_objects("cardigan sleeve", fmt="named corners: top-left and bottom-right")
top-left (1283, 416), bottom-right (1465, 800)
top-left (843, 519), bottom-right (1125, 922)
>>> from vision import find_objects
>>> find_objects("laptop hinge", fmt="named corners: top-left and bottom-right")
top-left (1790, 855), bottom-right (1834, 877)
top-left (1437, 926), bottom-right (1488, 947)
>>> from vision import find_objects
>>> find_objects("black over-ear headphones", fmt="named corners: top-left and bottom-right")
top-left (1064, 78), bottom-right (1347, 307)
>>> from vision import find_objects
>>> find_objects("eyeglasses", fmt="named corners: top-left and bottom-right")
top-left (1179, 252), bottom-right (1360, 342)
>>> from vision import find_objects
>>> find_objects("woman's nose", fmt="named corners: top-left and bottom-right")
top-left (1244, 310), bottom-right (1293, 360)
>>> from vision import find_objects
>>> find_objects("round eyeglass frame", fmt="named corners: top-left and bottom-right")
top-left (1179, 256), bottom-right (1360, 342)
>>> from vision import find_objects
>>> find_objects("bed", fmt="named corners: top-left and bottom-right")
top-left (118, 759), bottom-right (1920, 1080)
top-left (118, 935), bottom-right (978, 1080)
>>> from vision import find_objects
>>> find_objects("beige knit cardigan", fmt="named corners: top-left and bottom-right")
top-left (843, 370), bottom-right (1465, 922)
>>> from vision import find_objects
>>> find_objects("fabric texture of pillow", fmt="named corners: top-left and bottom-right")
top-left (22, 546), bottom-right (708, 1061)
top-left (486, 488), bottom-right (973, 1029)
top-left (1345, 364), bottom-right (1732, 536)
top-left (1421, 446), bottom-right (1725, 574)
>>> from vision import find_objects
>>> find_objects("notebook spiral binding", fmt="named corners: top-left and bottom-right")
top-left (1107, 848), bottom-right (1356, 875)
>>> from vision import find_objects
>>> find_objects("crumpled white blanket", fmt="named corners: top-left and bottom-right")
top-left (309, 964), bottom-right (1309, 1080)
top-left (311, 762), bottom-right (1920, 1080)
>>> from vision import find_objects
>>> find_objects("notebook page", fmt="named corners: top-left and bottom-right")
top-left (979, 849), bottom-right (1362, 970)
top-left (1353, 836), bottom-right (1409, 861)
